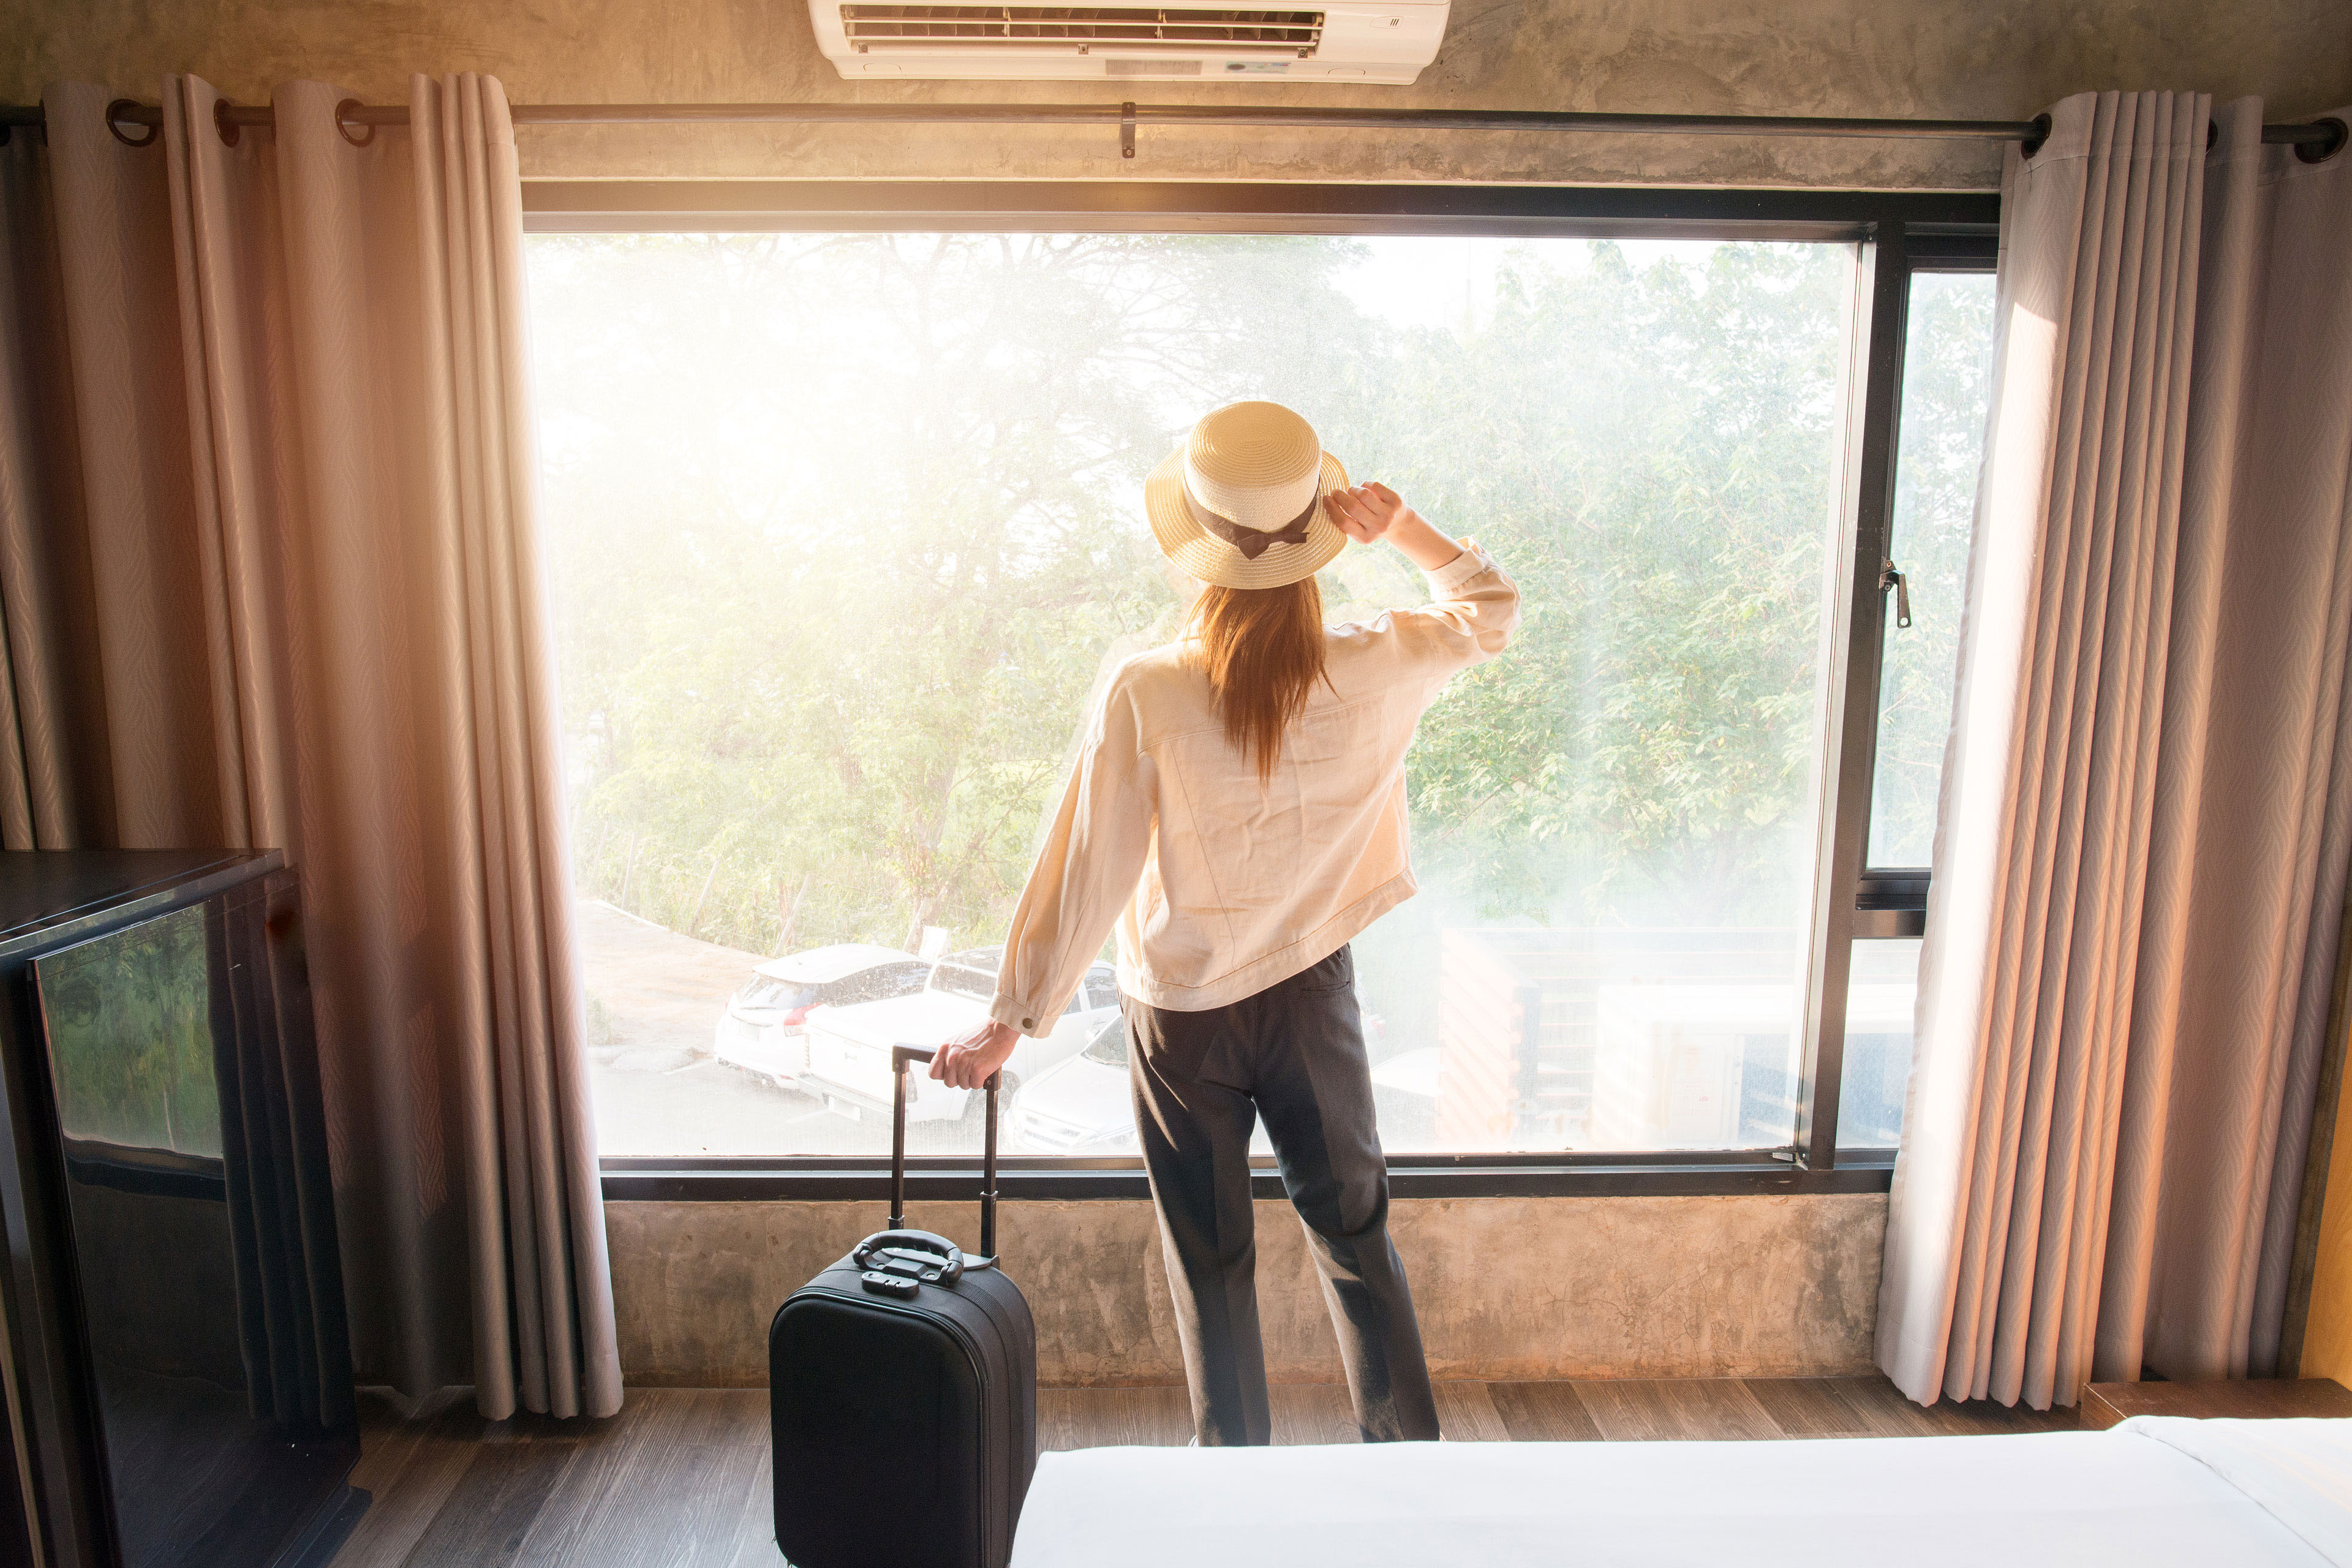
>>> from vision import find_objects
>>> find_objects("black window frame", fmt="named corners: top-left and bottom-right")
top-left (1798, 230), bottom-right (2000, 1172)
top-left (525, 179), bottom-right (1999, 1202)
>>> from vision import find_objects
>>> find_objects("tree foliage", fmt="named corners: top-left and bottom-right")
top-left (530, 233), bottom-right (1909, 984)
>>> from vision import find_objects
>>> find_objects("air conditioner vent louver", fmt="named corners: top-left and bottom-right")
top-left (840, 4), bottom-right (1324, 52)
top-left (809, 0), bottom-right (1446, 85)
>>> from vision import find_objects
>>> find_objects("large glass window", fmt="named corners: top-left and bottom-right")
top-left (528, 221), bottom-right (1986, 1167)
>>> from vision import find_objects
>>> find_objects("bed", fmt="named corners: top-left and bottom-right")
top-left (1009, 1415), bottom-right (2352, 1567)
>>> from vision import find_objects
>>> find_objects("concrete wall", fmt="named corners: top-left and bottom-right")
top-left (609, 1193), bottom-right (1887, 1386)
top-left (6, 0), bottom-right (2350, 189)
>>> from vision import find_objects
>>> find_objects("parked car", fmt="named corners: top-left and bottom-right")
top-left (1003, 1012), bottom-right (1142, 1156)
top-left (801, 946), bottom-right (1120, 1126)
top-left (712, 944), bottom-right (929, 1088)
top-left (1006, 996), bottom-right (1401, 1156)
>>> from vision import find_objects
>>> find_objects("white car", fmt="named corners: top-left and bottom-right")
top-left (801, 946), bottom-right (1121, 1126)
top-left (712, 944), bottom-right (929, 1087)
top-left (1007, 1003), bottom-right (1412, 1156)
top-left (1003, 1013), bottom-right (1143, 1156)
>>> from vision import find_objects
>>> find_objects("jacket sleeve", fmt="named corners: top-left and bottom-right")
top-left (989, 675), bottom-right (1153, 1038)
top-left (1381, 538), bottom-right (1521, 674)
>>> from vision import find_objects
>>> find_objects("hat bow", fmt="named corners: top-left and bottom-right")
top-left (1183, 488), bottom-right (1319, 560)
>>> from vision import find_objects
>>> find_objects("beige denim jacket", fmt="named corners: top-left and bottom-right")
top-left (990, 541), bottom-right (1521, 1035)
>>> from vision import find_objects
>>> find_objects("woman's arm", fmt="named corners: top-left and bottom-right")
top-left (934, 678), bottom-right (1153, 1090)
top-left (1326, 483), bottom-right (1521, 667)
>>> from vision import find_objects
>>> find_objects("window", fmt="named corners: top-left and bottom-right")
top-left (1837, 252), bottom-right (1999, 1154)
top-left (1871, 268), bottom-right (1997, 872)
top-left (527, 189), bottom-right (1997, 1189)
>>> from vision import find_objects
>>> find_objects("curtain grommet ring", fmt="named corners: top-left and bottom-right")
top-left (214, 97), bottom-right (241, 148)
top-left (2018, 113), bottom-right (2052, 161)
top-left (2297, 117), bottom-right (2348, 165)
top-left (106, 99), bottom-right (158, 148)
top-left (335, 99), bottom-right (375, 147)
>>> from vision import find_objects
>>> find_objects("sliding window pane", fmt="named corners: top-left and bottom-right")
top-left (529, 233), bottom-right (1855, 1158)
top-left (1868, 270), bottom-right (1997, 869)
top-left (1837, 938), bottom-right (1921, 1149)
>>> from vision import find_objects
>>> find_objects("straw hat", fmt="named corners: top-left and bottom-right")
top-left (1144, 401), bottom-right (1351, 590)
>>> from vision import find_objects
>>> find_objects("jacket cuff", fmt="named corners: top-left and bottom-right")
top-left (1425, 537), bottom-right (1495, 595)
top-left (990, 993), bottom-right (1051, 1038)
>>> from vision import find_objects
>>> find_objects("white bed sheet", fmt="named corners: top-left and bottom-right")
top-left (1011, 1423), bottom-right (2346, 1568)
top-left (2126, 1417), bottom-right (2352, 1567)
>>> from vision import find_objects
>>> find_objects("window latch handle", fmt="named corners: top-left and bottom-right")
top-left (1879, 559), bottom-right (1912, 629)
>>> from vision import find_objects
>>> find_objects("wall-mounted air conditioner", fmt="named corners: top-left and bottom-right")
top-left (807, 2), bottom-right (1451, 85)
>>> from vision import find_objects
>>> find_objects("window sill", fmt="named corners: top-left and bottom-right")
top-left (598, 1151), bottom-right (1896, 1202)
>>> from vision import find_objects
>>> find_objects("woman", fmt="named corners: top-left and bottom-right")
top-left (933, 399), bottom-right (1520, 1446)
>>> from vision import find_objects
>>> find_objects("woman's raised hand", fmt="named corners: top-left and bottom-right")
top-left (1325, 481), bottom-right (1410, 543)
top-left (1325, 483), bottom-right (1466, 575)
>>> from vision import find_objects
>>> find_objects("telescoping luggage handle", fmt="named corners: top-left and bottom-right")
top-left (887, 1046), bottom-right (1001, 1267)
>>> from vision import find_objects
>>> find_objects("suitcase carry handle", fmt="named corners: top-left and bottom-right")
top-left (851, 1229), bottom-right (965, 1285)
top-left (889, 1046), bottom-right (1001, 1267)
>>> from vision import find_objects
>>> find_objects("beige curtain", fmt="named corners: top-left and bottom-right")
top-left (1879, 91), bottom-right (2352, 1409)
top-left (0, 75), bottom-right (620, 1419)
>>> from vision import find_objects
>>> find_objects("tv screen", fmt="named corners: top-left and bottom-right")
top-left (33, 898), bottom-right (350, 1568)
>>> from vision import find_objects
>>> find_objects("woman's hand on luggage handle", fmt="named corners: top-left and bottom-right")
top-left (932, 1018), bottom-right (1020, 1090)
top-left (1323, 483), bottom-right (1463, 574)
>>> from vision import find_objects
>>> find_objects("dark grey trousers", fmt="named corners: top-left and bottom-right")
top-left (1126, 945), bottom-right (1441, 1446)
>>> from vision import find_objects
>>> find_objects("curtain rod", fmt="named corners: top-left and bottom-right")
top-left (1, 98), bottom-right (2345, 164)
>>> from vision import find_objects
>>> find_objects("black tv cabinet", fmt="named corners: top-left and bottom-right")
top-left (0, 851), bottom-right (366, 1568)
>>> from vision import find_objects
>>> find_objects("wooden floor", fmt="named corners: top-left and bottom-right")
top-left (328, 1377), bottom-right (2079, 1567)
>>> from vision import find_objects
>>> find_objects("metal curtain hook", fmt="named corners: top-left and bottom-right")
top-left (336, 98), bottom-right (374, 147)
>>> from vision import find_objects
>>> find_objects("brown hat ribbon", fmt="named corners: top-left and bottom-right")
top-left (1183, 486), bottom-right (1320, 560)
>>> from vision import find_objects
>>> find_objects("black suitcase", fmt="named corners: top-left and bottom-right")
top-left (770, 1046), bottom-right (1038, 1568)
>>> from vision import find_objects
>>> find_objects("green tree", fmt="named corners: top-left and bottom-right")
top-left (530, 233), bottom-right (1856, 991)
top-left (533, 233), bottom-right (1385, 954)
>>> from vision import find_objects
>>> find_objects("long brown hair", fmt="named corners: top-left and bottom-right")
top-left (1188, 577), bottom-right (1330, 783)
